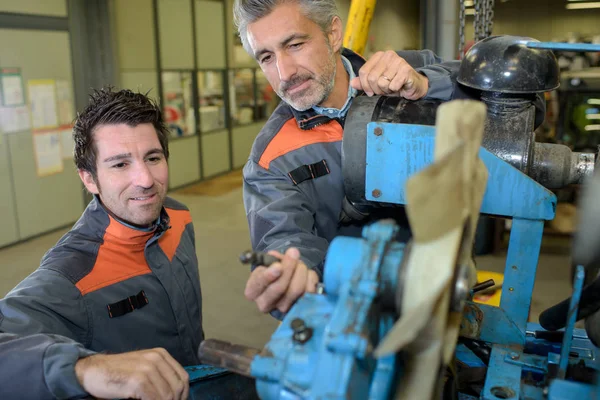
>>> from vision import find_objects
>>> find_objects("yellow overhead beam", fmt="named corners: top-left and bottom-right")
top-left (343, 0), bottom-right (377, 56)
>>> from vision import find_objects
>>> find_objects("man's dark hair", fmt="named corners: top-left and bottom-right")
top-left (73, 87), bottom-right (170, 179)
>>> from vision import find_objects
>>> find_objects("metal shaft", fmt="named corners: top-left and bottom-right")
top-left (239, 251), bottom-right (279, 267)
top-left (558, 265), bottom-right (585, 379)
top-left (343, 0), bottom-right (377, 55)
top-left (531, 143), bottom-right (595, 189)
top-left (197, 339), bottom-right (261, 378)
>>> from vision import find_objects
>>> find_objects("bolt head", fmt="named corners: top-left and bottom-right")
top-left (372, 189), bottom-right (382, 198)
top-left (291, 318), bottom-right (305, 332)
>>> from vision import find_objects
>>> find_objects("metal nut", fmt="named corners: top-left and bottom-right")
top-left (374, 127), bottom-right (383, 136)
top-left (291, 318), bottom-right (313, 344)
top-left (372, 189), bottom-right (382, 198)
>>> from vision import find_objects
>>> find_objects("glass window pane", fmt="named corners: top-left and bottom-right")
top-left (162, 71), bottom-right (195, 137)
top-left (198, 70), bottom-right (226, 132)
top-left (230, 68), bottom-right (256, 126)
top-left (256, 69), bottom-right (277, 121)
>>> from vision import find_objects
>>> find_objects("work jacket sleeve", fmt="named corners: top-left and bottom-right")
top-left (0, 268), bottom-right (90, 341)
top-left (393, 49), bottom-right (457, 101)
top-left (0, 268), bottom-right (93, 398)
top-left (0, 332), bottom-right (95, 400)
top-left (243, 159), bottom-right (329, 279)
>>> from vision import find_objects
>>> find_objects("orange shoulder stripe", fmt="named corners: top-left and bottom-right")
top-left (258, 118), bottom-right (343, 170)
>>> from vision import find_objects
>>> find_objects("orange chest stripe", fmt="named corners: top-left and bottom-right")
top-left (75, 209), bottom-right (193, 295)
top-left (75, 219), bottom-right (151, 295)
top-left (258, 119), bottom-right (343, 170)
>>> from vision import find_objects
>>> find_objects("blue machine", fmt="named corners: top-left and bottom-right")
top-left (251, 220), bottom-right (402, 400)
top-left (194, 37), bottom-right (600, 399)
top-left (235, 123), bottom-right (598, 400)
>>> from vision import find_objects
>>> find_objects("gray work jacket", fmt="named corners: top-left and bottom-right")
top-left (0, 196), bottom-right (203, 399)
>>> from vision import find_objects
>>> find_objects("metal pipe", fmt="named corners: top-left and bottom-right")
top-left (527, 41), bottom-right (600, 53)
top-left (343, 96), bottom-right (597, 205)
top-left (197, 339), bottom-right (262, 378)
top-left (343, 0), bottom-right (377, 55)
top-left (480, 93), bottom-right (536, 175)
top-left (558, 265), bottom-right (585, 380)
top-left (531, 143), bottom-right (595, 189)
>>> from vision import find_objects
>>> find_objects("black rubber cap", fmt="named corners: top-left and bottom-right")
top-left (458, 35), bottom-right (559, 93)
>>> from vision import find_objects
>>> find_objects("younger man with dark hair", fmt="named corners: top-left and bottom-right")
top-left (0, 88), bottom-right (201, 400)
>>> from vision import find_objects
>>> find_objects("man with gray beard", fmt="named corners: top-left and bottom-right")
top-left (235, 0), bottom-right (462, 319)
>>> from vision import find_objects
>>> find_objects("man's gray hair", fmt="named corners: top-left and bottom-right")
top-left (233, 0), bottom-right (340, 55)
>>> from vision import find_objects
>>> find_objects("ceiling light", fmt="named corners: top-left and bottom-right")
top-left (566, 2), bottom-right (600, 9)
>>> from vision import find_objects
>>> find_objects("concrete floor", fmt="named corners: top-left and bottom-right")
top-left (0, 186), bottom-right (577, 350)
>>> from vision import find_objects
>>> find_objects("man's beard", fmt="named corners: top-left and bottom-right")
top-left (277, 42), bottom-right (337, 111)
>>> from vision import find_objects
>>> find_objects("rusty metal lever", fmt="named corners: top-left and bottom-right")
top-left (197, 339), bottom-right (262, 378)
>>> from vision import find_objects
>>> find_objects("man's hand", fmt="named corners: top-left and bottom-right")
top-left (351, 50), bottom-right (429, 100)
top-left (245, 247), bottom-right (319, 314)
top-left (75, 348), bottom-right (189, 400)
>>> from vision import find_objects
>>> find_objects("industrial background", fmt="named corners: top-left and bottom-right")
top-left (1, 0), bottom-right (600, 398)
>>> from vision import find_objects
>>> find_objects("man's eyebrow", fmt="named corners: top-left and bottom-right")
top-left (102, 149), bottom-right (163, 163)
top-left (103, 153), bottom-right (131, 163)
top-left (254, 33), bottom-right (311, 59)
top-left (145, 148), bottom-right (164, 157)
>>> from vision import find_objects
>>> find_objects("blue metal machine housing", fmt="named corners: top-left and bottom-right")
top-left (243, 122), bottom-right (599, 400)
top-left (190, 38), bottom-right (600, 400)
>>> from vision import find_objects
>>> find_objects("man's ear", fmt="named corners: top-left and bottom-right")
top-left (328, 16), bottom-right (344, 53)
top-left (78, 169), bottom-right (99, 194)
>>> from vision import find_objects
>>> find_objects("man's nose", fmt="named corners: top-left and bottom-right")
top-left (133, 163), bottom-right (154, 188)
top-left (276, 53), bottom-right (298, 83)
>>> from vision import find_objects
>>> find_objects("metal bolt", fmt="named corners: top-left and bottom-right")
top-left (472, 279), bottom-right (495, 294)
top-left (316, 283), bottom-right (325, 295)
top-left (512, 265), bottom-right (518, 270)
top-left (372, 189), bottom-right (382, 198)
top-left (374, 127), bottom-right (383, 136)
top-left (509, 287), bottom-right (514, 292)
top-left (510, 352), bottom-right (520, 360)
top-left (291, 318), bottom-right (313, 344)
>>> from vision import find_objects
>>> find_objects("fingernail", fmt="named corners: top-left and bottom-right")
top-left (269, 266), bottom-right (282, 278)
top-left (287, 247), bottom-right (300, 259)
